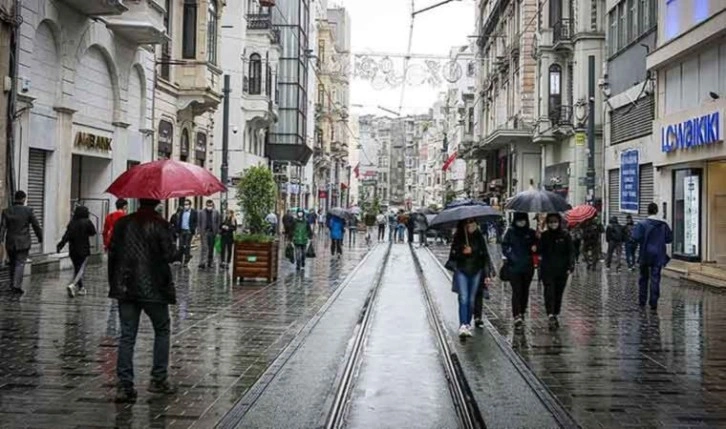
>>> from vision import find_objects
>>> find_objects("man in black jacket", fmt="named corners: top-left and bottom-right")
top-left (108, 198), bottom-right (179, 403)
top-left (1, 191), bottom-right (43, 294)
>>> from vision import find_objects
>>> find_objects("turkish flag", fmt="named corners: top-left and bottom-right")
top-left (442, 152), bottom-right (457, 171)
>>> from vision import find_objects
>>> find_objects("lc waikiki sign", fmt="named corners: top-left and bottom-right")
top-left (661, 111), bottom-right (721, 153)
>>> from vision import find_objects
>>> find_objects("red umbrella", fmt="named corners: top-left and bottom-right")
top-left (566, 204), bottom-right (598, 227)
top-left (106, 159), bottom-right (226, 200)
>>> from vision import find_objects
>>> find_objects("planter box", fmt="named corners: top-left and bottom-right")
top-left (233, 240), bottom-right (279, 283)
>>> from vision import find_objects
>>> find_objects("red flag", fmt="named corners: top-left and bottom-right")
top-left (442, 152), bottom-right (457, 171)
top-left (353, 163), bottom-right (360, 179)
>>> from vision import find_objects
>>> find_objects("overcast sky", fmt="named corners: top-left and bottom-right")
top-left (336, 0), bottom-right (476, 116)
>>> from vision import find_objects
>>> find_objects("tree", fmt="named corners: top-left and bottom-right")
top-left (237, 165), bottom-right (277, 235)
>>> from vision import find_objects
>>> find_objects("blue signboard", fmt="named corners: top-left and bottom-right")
top-left (620, 149), bottom-right (639, 213)
top-left (661, 111), bottom-right (721, 153)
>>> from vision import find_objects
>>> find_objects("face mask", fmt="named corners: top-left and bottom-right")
top-left (548, 222), bottom-right (560, 229)
top-left (466, 223), bottom-right (477, 233)
top-left (206, 206), bottom-right (213, 211)
top-left (515, 220), bottom-right (526, 228)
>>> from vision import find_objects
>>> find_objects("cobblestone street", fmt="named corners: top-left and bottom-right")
top-left (0, 238), bottom-right (368, 429)
top-left (430, 243), bottom-right (726, 429)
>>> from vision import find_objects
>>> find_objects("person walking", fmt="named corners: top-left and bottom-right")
top-left (388, 211), bottom-right (397, 242)
top-left (328, 214), bottom-right (344, 256)
top-left (582, 217), bottom-right (604, 271)
top-left (376, 211), bottom-right (386, 242)
top-left (265, 211), bottom-right (278, 236)
top-left (1, 191), bottom-right (43, 294)
top-left (605, 216), bottom-right (624, 270)
top-left (292, 210), bottom-right (313, 271)
top-left (176, 199), bottom-right (197, 267)
top-left (282, 210), bottom-right (295, 240)
top-left (448, 218), bottom-right (494, 337)
top-left (571, 226), bottom-right (583, 264)
top-left (632, 203), bottom-right (673, 311)
top-left (57, 205), bottom-right (97, 297)
top-left (198, 200), bottom-right (220, 269)
top-left (347, 215), bottom-right (358, 246)
top-left (169, 206), bottom-right (183, 249)
top-left (538, 213), bottom-right (574, 328)
top-left (624, 214), bottom-right (638, 270)
top-left (219, 210), bottom-right (237, 268)
top-left (396, 211), bottom-right (407, 243)
top-left (317, 211), bottom-right (326, 235)
top-left (502, 212), bottom-right (537, 329)
top-left (103, 199), bottom-right (127, 252)
top-left (108, 198), bottom-right (179, 403)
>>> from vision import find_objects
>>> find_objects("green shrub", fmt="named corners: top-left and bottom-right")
top-left (236, 165), bottom-right (277, 236)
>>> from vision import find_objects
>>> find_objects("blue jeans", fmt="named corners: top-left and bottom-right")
top-left (638, 264), bottom-right (662, 308)
top-left (625, 242), bottom-right (638, 268)
top-left (117, 301), bottom-right (171, 388)
top-left (454, 270), bottom-right (482, 326)
top-left (396, 225), bottom-right (405, 242)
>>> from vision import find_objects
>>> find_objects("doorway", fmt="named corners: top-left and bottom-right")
top-left (709, 162), bottom-right (726, 265)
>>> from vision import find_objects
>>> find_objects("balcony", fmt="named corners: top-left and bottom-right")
top-left (552, 18), bottom-right (573, 50)
top-left (105, 0), bottom-right (167, 45)
top-left (175, 62), bottom-right (223, 116)
top-left (60, 0), bottom-right (127, 16)
top-left (549, 105), bottom-right (573, 128)
top-left (247, 14), bottom-right (280, 45)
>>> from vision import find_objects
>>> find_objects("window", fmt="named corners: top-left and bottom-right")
top-left (627, 0), bottom-right (636, 41)
top-left (467, 107), bottom-right (474, 135)
top-left (182, 0), bottom-right (197, 59)
top-left (207, 0), bottom-right (218, 64)
top-left (672, 169), bottom-right (702, 261)
top-left (266, 63), bottom-right (272, 97)
top-left (467, 61), bottom-right (475, 77)
top-left (249, 53), bottom-right (262, 94)
top-left (549, 0), bottom-right (561, 27)
top-left (161, 0), bottom-right (172, 79)
top-left (548, 64), bottom-right (562, 122)
top-left (318, 39), bottom-right (325, 65)
top-left (618, 3), bottom-right (626, 50)
top-left (638, 0), bottom-right (646, 34)
top-left (608, 10), bottom-right (617, 55)
top-left (317, 84), bottom-right (325, 105)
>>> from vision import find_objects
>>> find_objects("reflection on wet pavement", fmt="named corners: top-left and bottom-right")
top-left (0, 237), bottom-right (368, 428)
top-left (431, 243), bottom-right (726, 428)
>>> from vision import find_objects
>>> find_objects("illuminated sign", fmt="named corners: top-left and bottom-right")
top-left (660, 111), bottom-right (721, 153)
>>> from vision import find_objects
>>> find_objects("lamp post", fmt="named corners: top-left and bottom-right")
top-left (221, 74), bottom-right (231, 213)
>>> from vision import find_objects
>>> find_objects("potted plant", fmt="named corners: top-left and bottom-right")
top-left (233, 165), bottom-right (279, 283)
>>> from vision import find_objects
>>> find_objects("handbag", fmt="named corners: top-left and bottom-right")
top-left (285, 243), bottom-right (295, 263)
top-left (444, 259), bottom-right (457, 271)
top-left (305, 242), bottom-right (316, 258)
top-left (499, 260), bottom-right (511, 282)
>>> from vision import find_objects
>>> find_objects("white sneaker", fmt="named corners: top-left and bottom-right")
top-left (459, 325), bottom-right (469, 337)
top-left (76, 287), bottom-right (87, 296)
top-left (66, 284), bottom-right (76, 298)
top-left (464, 325), bottom-right (474, 337)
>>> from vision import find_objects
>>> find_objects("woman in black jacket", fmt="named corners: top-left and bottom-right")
top-left (448, 218), bottom-right (494, 337)
top-left (538, 213), bottom-right (574, 328)
top-left (502, 212), bottom-right (537, 329)
top-left (220, 210), bottom-right (237, 268)
top-left (57, 205), bottom-right (97, 297)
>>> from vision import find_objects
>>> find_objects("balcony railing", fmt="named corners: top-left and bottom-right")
top-left (553, 18), bottom-right (573, 45)
top-left (549, 105), bottom-right (573, 127)
top-left (247, 14), bottom-right (272, 30)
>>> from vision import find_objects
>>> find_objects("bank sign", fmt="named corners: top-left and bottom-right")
top-left (661, 111), bottom-right (721, 153)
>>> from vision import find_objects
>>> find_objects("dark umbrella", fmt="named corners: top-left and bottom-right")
top-left (504, 189), bottom-right (571, 213)
top-left (429, 203), bottom-right (502, 230)
top-left (415, 207), bottom-right (437, 215)
top-left (328, 207), bottom-right (347, 219)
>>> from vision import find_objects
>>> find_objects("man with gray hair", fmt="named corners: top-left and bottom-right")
top-left (1, 191), bottom-right (43, 294)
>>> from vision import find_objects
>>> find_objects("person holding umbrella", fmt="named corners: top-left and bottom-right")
top-left (538, 213), bottom-right (574, 328)
top-left (502, 212), bottom-right (538, 329)
top-left (328, 213), bottom-right (345, 257)
top-left (448, 218), bottom-right (494, 337)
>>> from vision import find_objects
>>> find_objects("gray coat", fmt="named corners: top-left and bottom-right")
top-left (198, 208), bottom-right (221, 235)
top-left (1, 204), bottom-right (43, 252)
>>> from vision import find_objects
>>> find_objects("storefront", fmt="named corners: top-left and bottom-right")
top-left (653, 108), bottom-right (725, 264)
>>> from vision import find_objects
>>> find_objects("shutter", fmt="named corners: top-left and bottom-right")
top-left (610, 95), bottom-right (655, 144)
top-left (27, 149), bottom-right (46, 254)
top-left (608, 169), bottom-right (625, 223)
top-left (638, 163), bottom-right (654, 219)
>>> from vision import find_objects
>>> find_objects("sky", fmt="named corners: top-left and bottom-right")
top-left (336, 0), bottom-right (477, 116)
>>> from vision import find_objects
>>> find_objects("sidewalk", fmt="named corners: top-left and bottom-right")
top-left (430, 243), bottom-right (726, 428)
top-left (0, 237), bottom-right (369, 429)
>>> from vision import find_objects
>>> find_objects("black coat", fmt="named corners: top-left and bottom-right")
top-left (175, 209), bottom-right (198, 234)
top-left (1, 204), bottom-right (43, 252)
top-left (448, 229), bottom-right (494, 277)
top-left (538, 229), bottom-right (574, 278)
top-left (108, 207), bottom-right (178, 304)
top-left (58, 207), bottom-right (97, 258)
top-left (502, 226), bottom-right (537, 275)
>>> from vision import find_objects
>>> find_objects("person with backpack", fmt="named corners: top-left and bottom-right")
top-left (624, 214), bottom-right (638, 270)
top-left (292, 209), bottom-right (313, 271)
top-left (57, 205), bottom-right (97, 297)
top-left (605, 216), bottom-right (624, 270)
top-left (632, 203), bottom-right (673, 311)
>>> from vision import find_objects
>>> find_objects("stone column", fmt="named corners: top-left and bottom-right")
top-left (52, 106), bottom-right (76, 250)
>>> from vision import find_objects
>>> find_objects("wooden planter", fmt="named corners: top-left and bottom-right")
top-left (233, 240), bottom-right (280, 283)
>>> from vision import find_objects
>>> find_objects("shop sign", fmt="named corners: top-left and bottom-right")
top-left (575, 132), bottom-right (586, 146)
top-left (683, 175), bottom-right (700, 257)
top-left (195, 132), bottom-right (207, 160)
top-left (318, 190), bottom-right (328, 199)
top-left (661, 111), bottom-right (721, 153)
top-left (158, 120), bottom-right (173, 155)
top-left (620, 149), bottom-right (639, 213)
top-left (362, 179), bottom-right (377, 186)
top-left (75, 132), bottom-right (112, 152)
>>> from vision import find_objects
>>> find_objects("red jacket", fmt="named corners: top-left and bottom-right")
top-left (103, 210), bottom-right (126, 250)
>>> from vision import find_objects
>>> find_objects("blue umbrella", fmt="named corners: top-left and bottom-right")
top-left (429, 202), bottom-right (502, 230)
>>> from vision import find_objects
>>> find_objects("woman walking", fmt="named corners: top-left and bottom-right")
top-left (448, 218), bottom-right (494, 337)
top-left (220, 210), bottom-right (237, 268)
top-left (538, 213), bottom-right (574, 328)
top-left (502, 212), bottom-right (537, 329)
top-left (57, 205), bottom-right (97, 297)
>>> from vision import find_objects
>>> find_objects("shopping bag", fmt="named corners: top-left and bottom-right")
top-left (498, 260), bottom-right (511, 282)
top-left (285, 243), bottom-right (295, 263)
top-left (306, 242), bottom-right (316, 258)
top-left (214, 235), bottom-right (222, 254)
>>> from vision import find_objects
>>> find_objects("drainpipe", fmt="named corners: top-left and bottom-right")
top-left (6, 0), bottom-right (21, 205)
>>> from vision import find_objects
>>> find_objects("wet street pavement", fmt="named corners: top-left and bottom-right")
top-left (430, 243), bottom-right (726, 429)
top-left (0, 238), bottom-right (368, 429)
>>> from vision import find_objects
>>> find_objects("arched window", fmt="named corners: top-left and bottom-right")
top-left (249, 54), bottom-right (262, 95)
top-left (548, 64), bottom-right (563, 123)
top-left (207, 0), bottom-right (218, 64)
top-left (265, 63), bottom-right (272, 96)
top-left (180, 128), bottom-right (190, 162)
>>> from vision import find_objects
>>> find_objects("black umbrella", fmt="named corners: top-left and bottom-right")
top-left (415, 207), bottom-right (438, 215)
top-left (504, 189), bottom-right (572, 213)
top-left (328, 207), bottom-right (348, 219)
top-left (429, 203), bottom-right (502, 230)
